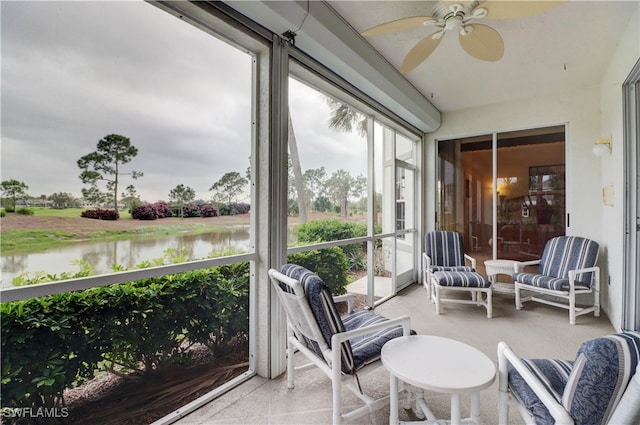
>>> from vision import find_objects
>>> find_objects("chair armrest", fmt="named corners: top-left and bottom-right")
top-left (568, 266), bottom-right (600, 289)
top-left (514, 260), bottom-right (540, 273)
top-left (331, 315), bottom-right (412, 347)
top-left (423, 252), bottom-right (431, 269)
top-left (333, 294), bottom-right (354, 314)
top-left (497, 342), bottom-right (574, 425)
top-left (464, 253), bottom-right (477, 269)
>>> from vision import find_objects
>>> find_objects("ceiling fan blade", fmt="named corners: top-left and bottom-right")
top-left (478, 1), bottom-right (566, 20)
top-left (459, 24), bottom-right (504, 62)
top-left (361, 16), bottom-right (436, 36)
top-left (400, 34), bottom-right (443, 74)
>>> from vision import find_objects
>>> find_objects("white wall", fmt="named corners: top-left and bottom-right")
top-left (424, 3), bottom-right (640, 330)
top-left (599, 3), bottom-right (640, 331)
top-left (427, 86), bottom-right (603, 239)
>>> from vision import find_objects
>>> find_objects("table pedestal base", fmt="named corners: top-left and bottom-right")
top-left (391, 379), bottom-right (483, 425)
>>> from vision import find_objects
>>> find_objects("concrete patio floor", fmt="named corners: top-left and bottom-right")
top-left (172, 283), bottom-right (615, 424)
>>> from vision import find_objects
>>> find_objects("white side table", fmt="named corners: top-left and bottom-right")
top-left (381, 335), bottom-right (496, 425)
top-left (484, 259), bottom-right (518, 295)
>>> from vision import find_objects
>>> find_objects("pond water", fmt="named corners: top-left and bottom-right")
top-left (1, 227), bottom-right (256, 287)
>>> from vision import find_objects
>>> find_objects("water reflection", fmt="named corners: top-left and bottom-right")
top-left (1, 227), bottom-right (251, 287)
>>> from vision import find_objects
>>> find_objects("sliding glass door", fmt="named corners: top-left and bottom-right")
top-left (437, 126), bottom-right (566, 273)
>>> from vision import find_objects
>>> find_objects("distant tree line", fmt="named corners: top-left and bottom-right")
top-left (1, 134), bottom-right (253, 220)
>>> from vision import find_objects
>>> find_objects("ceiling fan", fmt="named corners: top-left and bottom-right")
top-left (361, 1), bottom-right (564, 74)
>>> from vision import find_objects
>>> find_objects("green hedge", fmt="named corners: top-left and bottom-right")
top-left (0, 263), bottom-right (249, 409)
top-left (288, 247), bottom-right (349, 295)
top-left (295, 219), bottom-right (367, 272)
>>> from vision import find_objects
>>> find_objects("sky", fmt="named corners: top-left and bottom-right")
top-left (0, 0), bottom-right (368, 204)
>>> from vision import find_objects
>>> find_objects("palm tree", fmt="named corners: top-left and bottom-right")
top-left (288, 110), bottom-right (308, 222)
top-left (327, 99), bottom-right (367, 138)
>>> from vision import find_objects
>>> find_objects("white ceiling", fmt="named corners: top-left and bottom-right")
top-left (327, 1), bottom-right (639, 112)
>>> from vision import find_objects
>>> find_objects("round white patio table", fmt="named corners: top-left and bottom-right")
top-left (381, 335), bottom-right (496, 425)
top-left (484, 259), bottom-right (518, 295)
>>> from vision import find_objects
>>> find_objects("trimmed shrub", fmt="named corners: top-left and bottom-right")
top-left (153, 201), bottom-right (171, 218)
top-left (296, 219), bottom-right (367, 270)
top-left (231, 202), bottom-right (251, 215)
top-left (81, 209), bottom-right (119, 220)
top-left (16, 208), bottom-right (34, 215)
top-left (288, 247), bottom-right (349, 295)
top-left (0, 209), bottom-right (5, 217)
top-left (217, 202), bottom-right (251, 216)
top-left (0, 263), bottom-right (250, 409)
top-left (200, 204), bottom-right (218, 217)
top-left (131, 203), bottom-right (157, 220)
top-left (182, 203), bottom-right (201, 218)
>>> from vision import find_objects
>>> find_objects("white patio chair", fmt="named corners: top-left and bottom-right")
top-left (513, 235), bottom-right (600, 325)
top-left (269, 264), bottom-right (412, 424)
top-left (423, 231), bottom-right (492, 317)
top-left (498, 332), bottom-right (640, 425)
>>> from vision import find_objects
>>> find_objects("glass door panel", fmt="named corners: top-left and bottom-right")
top-left (437, 135), bottom-right (493, 263)
top-left (496, 127), bottom-right (565, 260)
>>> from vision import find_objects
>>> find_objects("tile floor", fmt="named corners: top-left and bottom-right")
top-left (173, 283), bottom-right (615, 424)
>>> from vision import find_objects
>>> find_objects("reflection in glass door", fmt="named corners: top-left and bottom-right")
top-left (437, 126), bottom-right (566, 275)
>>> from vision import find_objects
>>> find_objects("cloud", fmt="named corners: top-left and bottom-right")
top-left (1, 0), bottom-right (368, 204)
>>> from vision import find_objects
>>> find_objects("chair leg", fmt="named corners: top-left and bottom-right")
top-left (332, 368), bottom-right (342, 424)
top-left (497, 343), bottom-right (509, 425)
top-left (486, 289), bottom-right (493, 319)
top-left (515, 285), bottom-right (522, 310)
top-left (569, 292), bottom-right (576, 325)
top-left (434, 285), bottom-right (441, 315)
top-left (287, 337), bottom-right (295, 389)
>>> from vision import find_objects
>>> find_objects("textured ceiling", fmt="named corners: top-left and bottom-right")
top-left (327, 1), bottom-right (638, 112)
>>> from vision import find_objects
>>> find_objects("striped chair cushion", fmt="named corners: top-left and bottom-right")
top-left (508, 358), bottom-right (574, 425)
top-left (342, 309), bottom-right (406, 370)
top-left (425, 231), bottom-right (468, 268)
top-left (280, 264), bottom-right (355, 374)
top-left (430, 265), bottom-right (475, 273)
top-left (512, 274), bottom-right (591, 291)
top-left (508, 332), bottom-right (640, 425)
top-left (432, 270), bottom-right (490, 288)
top-left (513, 236), bottom-right (599, 290)
top-left (562, 332), bottom-right (640, 425)
top-left (280, 264), bottom-right (406, 374)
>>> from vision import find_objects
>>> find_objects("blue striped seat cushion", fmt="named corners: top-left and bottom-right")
top-left (280, 264), bottom-right (407, 374)
top-left (430, 265), bottom-right (475, 273)
top-left (432, 270), bottom-right (490, 288)
top-left (342, 309), bottom-right (406, 369)
top-left (514, 236), bottom-right (599, 291)
top-left (508, 358), bottom-right (574, 425)
top-left (512, 273), bottom-right (591, 291)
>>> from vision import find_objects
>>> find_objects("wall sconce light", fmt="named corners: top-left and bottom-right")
top-left (592, 137), bottom-right (612, 157)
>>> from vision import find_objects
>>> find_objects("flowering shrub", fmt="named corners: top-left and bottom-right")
top-left (131, 204), bottom-right (157, 220)
top-left (81, 209), bottom-right (119, 220)
top-left (200, 204), bottom-right (218, 217)
top-left (153, 201), bottom-right (172, 218)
